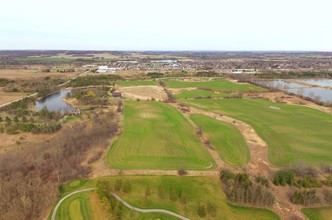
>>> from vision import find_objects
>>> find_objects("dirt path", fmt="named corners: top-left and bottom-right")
top-left (170, 104), bottom-right (270, 176)
top-left (91, 167), bottom-right (219, 178)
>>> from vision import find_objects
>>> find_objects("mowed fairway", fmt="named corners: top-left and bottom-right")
top-left (54, 189), bottom-right (175, 220)
top-left (116, 80), bottom-right (157, 87)
top-left (165, 78), bottom-right (264, 92)
top-left (55, 191), bottom-right (108, 220)
top-left (182, 98), bottom-right (332, 167)
top-left (302, 207), bottom-right (332, 220)
top-left (106, 101), bottom-right (215, 170)
top-left (190, 114), bottom-right (250, 166)
top-left (59, 176), bottom-right (280, 220)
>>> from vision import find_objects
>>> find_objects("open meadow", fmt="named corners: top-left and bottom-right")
top-left (106, 101), bottom-right (215, 170)
top-left (0, 91), bottom-right (27, 105)
top-left (165, 78), bottom-right (265, 92)
top-left (190, 114), bottom-right (250, 167)
top-left (174, 89), bottom-right (233, 99)
top-left (302, 207), bottom-right (332, 220)
top-left (0, 69), bottom-right (78, 80)
top-left (55, 176), bottom-right (280, 220)
top-left (116, 80), bottom-right (158, 87)
top-left (181, 98), bottom-right (332, 167)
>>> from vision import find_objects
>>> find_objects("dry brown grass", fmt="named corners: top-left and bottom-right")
top-left (0, 68), bottom-right (78, 80)
top-left (117, 85), bottom-right (167, 101)
top-left (0, 132), bottom-right (54, 155)
top-left (0, 91), bottom-right (26, 105)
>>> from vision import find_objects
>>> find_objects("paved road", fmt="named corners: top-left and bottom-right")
top-left (51, 188), bottom-right (95, 220)
top-left (112, 192), bottom-right (191, 220)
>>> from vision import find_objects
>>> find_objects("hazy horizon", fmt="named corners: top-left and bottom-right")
top-left (1, 0), bottom-right (332, 51)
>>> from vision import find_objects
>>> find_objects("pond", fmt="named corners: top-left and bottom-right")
top-left (298, 79), bottom-right (332, 88)
top-left (35, 90), bottom-right (74, 112)
top-left (253, 80), bottom-right (332, 104)
top-left (287, 87), bottom-right (332, 103)
top-left (253, 80), bottom-right (305, 89)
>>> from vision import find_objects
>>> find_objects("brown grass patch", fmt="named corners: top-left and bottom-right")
top-left (0, 91), bottom-right (26, 105)
top-left (118, 85), bottom-right (167, 101)
top-left (0, 68), bottom-right (78, 80)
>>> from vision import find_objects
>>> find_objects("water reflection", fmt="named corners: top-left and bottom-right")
top-left (35, 90), bottom-right (74, 112)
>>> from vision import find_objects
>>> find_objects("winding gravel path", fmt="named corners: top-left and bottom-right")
top-left (51, 188), bottom-right (95, 220)
top-left (51, 188), bottom-right (190, 220)
top-left (112, 192), bottom-right (190, 220)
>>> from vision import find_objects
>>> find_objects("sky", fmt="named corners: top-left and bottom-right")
top-left (1, 0), bottom-right (332, 51)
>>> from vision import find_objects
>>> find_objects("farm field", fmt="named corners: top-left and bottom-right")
top-left (56, 176), bottom-right (280, 220)
top-left (116, 80), bottom-right (158, 87)
top-left (302, 207), bottom-right (332, 220)
top-left (181, 98), bottom-right (332, 167)
top-left (19, 57), bottom-right (78, 62)
top-left (165, 79), bottom-right (265, 92)
top-left (106, 101), bottom-right (215, 170)
top-left (0, 91), bottom-right (26, 105)
top-left (174, 89), bottom-right (233, 99)
top-left (0, 69), bottom-right (77, 79)
top-left (117, 85), bottom-right (167, 101)
top-left (190, 114), bottom-right (250, 166)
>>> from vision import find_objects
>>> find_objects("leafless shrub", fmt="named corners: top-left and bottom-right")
top-left (178, 169), bottom-right (188, 176)
top-left (0, 111), bottom-right (119, 220)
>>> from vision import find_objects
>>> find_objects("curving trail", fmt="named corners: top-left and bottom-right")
top-left (51, 188), bottom-right (95, 220)
top-left (111, 192), bottom-right (191, 220)
top-left (51, 187), bottom-right (190, 220)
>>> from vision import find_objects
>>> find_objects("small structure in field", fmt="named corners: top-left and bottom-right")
top-left (64, 108), bottom-right (81, 116)
top-left (231, 69), bottom-right (256, 74)
top-left (112, 92), bottom-right (122, 98)
top-left (97, 66), bottom-right (117, 73)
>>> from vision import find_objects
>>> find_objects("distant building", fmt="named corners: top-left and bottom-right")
top-left (150, 59), bottom-right (178, 63)
top-left (112, 92), bottom-right (122, 98)
top-left (83, 65), bottom-right (97, 68)
top-left (231, 69), bottom-right (256, 74)
top-left (97, 66), bottom-right (116, 73)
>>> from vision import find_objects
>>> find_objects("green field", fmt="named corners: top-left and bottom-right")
top-left (55, 190), bottom-right (176, 220)
top-left (302, 207), bottom-right (332, 220)
top-left (19, 57), bottom-right (77, 62)
top-left (116, 80), bottom-right (157, 86)
top-left (174, 89), bottom-right (233, 99)
top-left (55, 191), bottom-right (106, 220)
top-left (190, 114), bottom-right (250, 166)
top-left (181, 98), bottom-right (332, 167)
top-left (106, 101), bottom-right (215, 170)
top-left (57, 176), bottom-right (280, 220)
top-left (165, 79), bottom-right (264, 92)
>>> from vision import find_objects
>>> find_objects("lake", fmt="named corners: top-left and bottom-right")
top-left (35, 90), bottom-right (74, 112)
top-left (253, 80), bottom-right (332, 104)
top-left (298, 79), bottom-right (332, 88)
